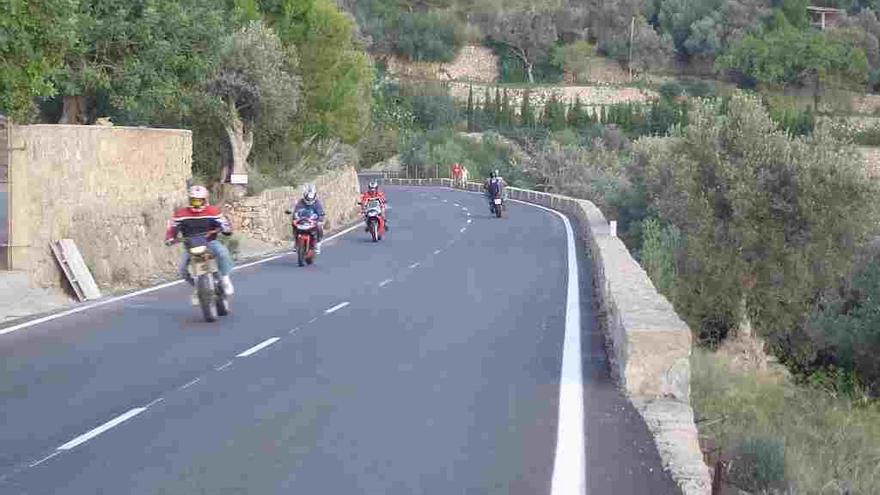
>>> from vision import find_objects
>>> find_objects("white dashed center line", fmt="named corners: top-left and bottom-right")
top-left (460, 227), bottom-right (466, 233)
top-left (179, 377), bottom-right (200, 391)
top-left (308, 317), bottom-right (318, 324)
top-left (434, 249), bottom-right (442, 255)
top-left (325, 301), bottom-right (350, 314)
top-left (215, 361), bottom-right (233, 371)
top-left (145, 397), bottom-right (165, 408)
top-left (288, 327), bottom-right (300, 335)
top-left (57, 407), bottom-right (147, 451)
top-left (409, 262), bottom-right (420, 269)
top-left (236, 337), bottom-right (280, 357)
top-left (379, 278), bottom-right (393, 287)
top-left (467, 219), bottom-right (472, 224)
top-left (453, 203), bottom-right (460, 207)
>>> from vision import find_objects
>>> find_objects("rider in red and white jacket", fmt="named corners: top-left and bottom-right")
top-left (358, 179), bottom-right (390, 231)
top-left (165, 185), bottom-right (234, 304)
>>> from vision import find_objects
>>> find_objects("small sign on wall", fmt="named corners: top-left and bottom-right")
top-left (230, 174), bottom-right (248, 185)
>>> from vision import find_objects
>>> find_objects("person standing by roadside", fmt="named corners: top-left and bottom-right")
top-left (451, 162), bottom-right (462, 187)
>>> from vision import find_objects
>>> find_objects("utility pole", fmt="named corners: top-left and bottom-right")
top-left (628, 16), bottom-right (635, 83)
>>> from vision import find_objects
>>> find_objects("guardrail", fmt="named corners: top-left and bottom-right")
top-left (381, 176), bottom-right (711, 495)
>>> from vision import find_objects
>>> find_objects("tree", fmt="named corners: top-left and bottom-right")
top-left (466, 85), bottom-right (475, 132)
top-left (206, 21), bottom-right (301, 185)
top-left (0, 0), bottom-right (78, 121)
top-left (394, 10), bottom-right (464, 62)
top-left (520, 89), bottom-right (535, 126)
top-left (552, 40), bottom-right (596, 83)
top-left (629, 16), bottom-right (676, 73)
top-left (483, 9), bottom-right (559, 83)
top-left (54, 0), bottom-right (228, 124)
top-left (263, 0), bottom-right (374, 144)
top-left (718, 23), bottom-right (869, 104)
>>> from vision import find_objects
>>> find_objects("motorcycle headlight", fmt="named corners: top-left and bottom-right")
top-left (189, 246), bottom-right (208, 255)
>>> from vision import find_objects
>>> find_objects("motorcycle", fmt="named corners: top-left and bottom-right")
top-left (288, 208), bottom-right (319, 267)
top-left (174, 230), bottom-right (231, 322)
top-left (490, 191), bottom-right (504, 218)
top-left (360, 198), bottom-right (385, 242)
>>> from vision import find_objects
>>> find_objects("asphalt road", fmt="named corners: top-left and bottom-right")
top-left (0, 185), bottom-right (678, 494)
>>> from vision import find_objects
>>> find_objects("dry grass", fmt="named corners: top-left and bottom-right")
top-left (692, 344), bottom-right (880, 494)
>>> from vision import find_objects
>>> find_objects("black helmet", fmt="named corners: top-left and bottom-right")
top-left (489, 170), bottom-right (497, 179)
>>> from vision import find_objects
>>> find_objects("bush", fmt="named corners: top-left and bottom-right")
top-left (808, 252), bottom-right (880, 395)
top-left (394, 11), bottom-right (463, 62)
top-left (659, 81), bottom-right (685, 99)
top-left (640, 217), bottom-right (682, 297)
top-left (551, 41), bottom-right (597, 83)
top-left (728, 437), bottom-right (787, 492)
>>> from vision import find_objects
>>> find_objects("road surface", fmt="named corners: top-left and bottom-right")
top-left (0, 185), bottom-right (678, 494)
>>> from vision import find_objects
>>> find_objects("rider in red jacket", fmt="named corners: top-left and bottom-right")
top-left (358, 179), bottom-right (390, 231)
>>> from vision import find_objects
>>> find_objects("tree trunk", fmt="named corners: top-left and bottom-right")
top-left (58, 95), bottom-right (92, 125)
top-left (525, 61), bottom-right (534, 84)
top-left (223, 107), bottom-right (254, 194)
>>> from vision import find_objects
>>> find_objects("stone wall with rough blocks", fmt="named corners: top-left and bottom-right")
top-left (7, 124), bottom-right (191, 288)
top-left (384, 45), bottom-right (499, 83)
top-left (379, 176), bottom-right (711, 495)
top-left (225, 167), bottom-right (361, 246)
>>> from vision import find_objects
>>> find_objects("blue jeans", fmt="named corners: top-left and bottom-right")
top-left (179, 240), bottom-right (233, 285)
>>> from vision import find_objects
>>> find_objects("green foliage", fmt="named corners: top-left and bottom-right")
top-left (718, 22), bottom-right (869, 92)
top-left (640, 217), bottom-right (682, 297)
top-left (636, 93), bottom-right (879, 352)
top-left (0, 0), bottom-right (78, 121)
top-left (395, 10), bottom-right (464, 62)
top-left (264, 0), bottom-right (374, 144)
top-left (206, 21), bottom-right (300, 135)
top-left (400, 129), bottom-right (533, 187)
top-left (551, 40), bottom-right (597, 83)
top-left (57, 0), bottom-right (229, 124)
top-left (808, 252), bottom-right (880, 394)
top-left (766, 98), bottom-right (815, 137)
top-left (728, 437), bottom-right (788, 492)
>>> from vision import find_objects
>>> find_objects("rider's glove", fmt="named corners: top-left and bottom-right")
top-left (164, 239), bottom-right (175, 247)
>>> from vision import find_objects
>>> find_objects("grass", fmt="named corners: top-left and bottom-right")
top-left (692, 348), bottom-right (880, 494)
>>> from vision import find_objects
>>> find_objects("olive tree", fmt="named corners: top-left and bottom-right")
top-left (205, 21), bottom-right (301, 185)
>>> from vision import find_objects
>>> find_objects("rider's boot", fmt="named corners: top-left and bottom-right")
top-left (221, 275), bottom-right (234, 295)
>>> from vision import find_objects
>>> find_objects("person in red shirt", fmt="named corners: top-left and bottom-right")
top-left (358, 179), bottom-right (390, 231)
top-left (165, 185), bottom-right (234, 305)
top-left (451, 162), bottom-right (462, 186)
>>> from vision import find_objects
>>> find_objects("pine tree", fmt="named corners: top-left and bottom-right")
top-left (568, 97), bottom-right (585, 128)
top-left (467, 85), bottom-right (475, 132)
top-left (494, 87), bottom-right (502, 126)
top-left (502, 89), bottom-right (512, 128)
top-left (521, 89), bottom-right (535, 127)
top-left (483, 87), bottom-right (493, 123)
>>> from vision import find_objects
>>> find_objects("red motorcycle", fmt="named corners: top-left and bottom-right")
top-left (288, 208), bottom-right (319, 266)
top-left (359, 198), bottom-right (385, 242)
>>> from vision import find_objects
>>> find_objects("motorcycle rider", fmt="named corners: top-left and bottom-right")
top-left (289, 183), bottom-right (326, 254)
top-left (358, 179), bottom-right (390, 232)
top-left (165, 185), bottom-right (235, 305)
top-left (483, 169), bottom-right (507, 211)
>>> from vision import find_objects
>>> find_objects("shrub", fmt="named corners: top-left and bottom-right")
top-left (728, 437), bottom-right (787, 492)
top-left (394, 11), bottom-right (463, 62)
top-left (551, 41), bottom-right (597, 83)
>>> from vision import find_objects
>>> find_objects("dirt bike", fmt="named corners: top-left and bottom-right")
top-left (360, 198), bottom-right (385, 242)
top-left (288, 208), bottom-right (319, 267)
top-left (172, 230), bottom-right (231, 322)
top-left (490, 191), bottom-right (504, 218)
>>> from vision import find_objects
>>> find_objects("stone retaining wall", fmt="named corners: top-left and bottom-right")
top-left (225, 167), bottom-right (361, 246)
top-left (380, 176), bottom-right (711, 495)
top-left (7, 124), bottom-right (191, 288)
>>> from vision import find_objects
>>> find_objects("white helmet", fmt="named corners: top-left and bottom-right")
top-left (188, 185), bottom-right (209, 211)
top-left (302, 183), bottom-right (317, 206)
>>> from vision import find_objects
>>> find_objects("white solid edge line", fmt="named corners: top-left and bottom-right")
top-left (145, 397), bottom-right (165, 408)
top-left (517, 199), bottom-right (586, 495)
top-left (236, 337), bottom-right (280, 358)
top-left (324, 301), bottom-right (350, 314)
top-left (57, 407), bottom-right (147, 451)
top-left (0, 221), bottom-right (365, 337)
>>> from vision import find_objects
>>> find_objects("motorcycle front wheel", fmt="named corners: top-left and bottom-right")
top-left (297, 236), bottom-right (307, 267)
top-left (370, 220), bottom-right (379, 242)
top-left (197, 274), bottom-right (218, 322)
